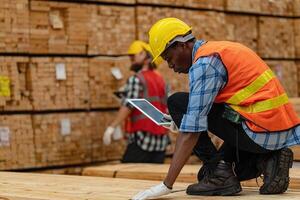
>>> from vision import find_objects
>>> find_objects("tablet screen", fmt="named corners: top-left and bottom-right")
top-left (127, 99), bottom-right (171, 126)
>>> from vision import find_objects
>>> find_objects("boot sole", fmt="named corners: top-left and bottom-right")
top-left (186, 183), bottom-right (242, 196)
top-left (260, 148), bottom-right (293, 194)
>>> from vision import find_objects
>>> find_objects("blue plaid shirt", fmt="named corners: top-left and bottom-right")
top-left (179, 40), bottom-right (300, 150)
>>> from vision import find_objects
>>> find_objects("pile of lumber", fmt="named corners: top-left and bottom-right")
top-left (0, 172), bottom-right (300, 200)
top-left (0, 111), bottom-right (126, 170)
top-left (0, 115), bottom-right (35, 170)
top-left (0, 0), bottom-right (29, 53)
top-left (1, 0), bottom-right (300, 172)
top-left (82, 163), bottom-right (300, 189)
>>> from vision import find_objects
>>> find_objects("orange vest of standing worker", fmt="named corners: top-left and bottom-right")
top-left (194, 41), bottom-right (300, 132)
top-left (125, 70), bottom-right (168, 135)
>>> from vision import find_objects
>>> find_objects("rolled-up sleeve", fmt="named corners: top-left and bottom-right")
top-left (179, 56), bottom-right (227, 133)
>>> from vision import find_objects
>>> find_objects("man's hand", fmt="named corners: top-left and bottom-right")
top-left (132, 182), bottom-right (171, 200)
top-left (162, 114), bottom-right (179, 133)
top-left (103, 126), bottom-right (115, 145)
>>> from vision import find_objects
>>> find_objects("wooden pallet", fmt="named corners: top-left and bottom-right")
top-left (82, 163), bottom-right (300, 189)
top-left (0, 172), bottom-right (299, 200)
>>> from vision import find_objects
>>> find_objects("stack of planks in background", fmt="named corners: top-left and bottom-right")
top-left (0, 0), bottom-right (300, 171)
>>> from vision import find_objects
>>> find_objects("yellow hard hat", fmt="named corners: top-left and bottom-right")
top-left (127, 40), bottom-right (151, 55)
top-left (127, 40), bottom-right (163, 66)
top-left (149, 18), bottom-right (192, 62)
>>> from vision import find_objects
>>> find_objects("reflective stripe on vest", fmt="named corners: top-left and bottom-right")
top-left (227, 69), bottom-right (275, 105)
top-left (230, 93), bottom-right (289, 113)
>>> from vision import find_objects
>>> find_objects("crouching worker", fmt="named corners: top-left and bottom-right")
top-left (132, 18), bottom-right (300, 199)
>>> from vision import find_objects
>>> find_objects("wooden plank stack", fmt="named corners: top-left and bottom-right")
top-left (266, 60), bottom-right (298, 97)
top-left (89, 111), bottom-right (126, 162)
top-left (0, 0), bottom-right (29, 53)
top-left (1, 172), bottom-right (300, 200)
top-left (29, 57), bottom-right (90, 110)
top-left (82, 163), bottom-right (300, 189)
top-left (32, 111), bottom-right (125, 168)
top-left (0, 115), bottom-right (35, 170)
top-left (1, 0), bottom-right (300, 172)
top-left (32, 113), bottom-right (93, 167)
top-left (258, 17), bottom-right (295, 59)
top-left (29, 1), bottom-right (91, 54)
top-left (0, 57), bottom-right (32, 111)
top-left (87, 5), bottom-right (135, 55)
top-left (89, 56), bottom-right (132, 108)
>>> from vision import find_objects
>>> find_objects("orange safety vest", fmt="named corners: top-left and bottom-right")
top-left (125, 70), bottom-right (168, 135)
top-left (193, 41), bottom-right (300, 132)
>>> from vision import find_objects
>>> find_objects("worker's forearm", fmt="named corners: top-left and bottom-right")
top-left (164, 133), bottom-right (200, 188)
top-left (110, 106), bottom-right (131, 127)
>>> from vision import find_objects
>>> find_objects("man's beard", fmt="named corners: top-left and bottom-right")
top-left (130, 63), bottom-right (143, 72)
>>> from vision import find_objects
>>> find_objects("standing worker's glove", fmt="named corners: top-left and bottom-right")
top-left (103, 126), bottom-right (123, 145)
top-left (132, 182), bottom-right (172, 200)
top-left (103, 126), bottom-right (115, 145)
top-left (162, 114), bottom-right (179, 133)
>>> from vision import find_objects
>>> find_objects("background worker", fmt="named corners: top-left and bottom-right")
top-left (103, 40), bottom-right (170, 163)
top-left (132, 18), bottom-right (300, 199)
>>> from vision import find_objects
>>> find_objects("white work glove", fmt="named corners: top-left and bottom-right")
top-left (132, 182), bottom-right (172, 200)
top-left (103, 126), bottom-right (123, 145)
top-left (162, 114), bottom-right (179, 133)
top-left (103, 126), bottom-right (115, 145)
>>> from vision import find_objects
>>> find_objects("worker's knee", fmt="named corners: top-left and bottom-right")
top-left (167, 92), bottom-right (189, 113)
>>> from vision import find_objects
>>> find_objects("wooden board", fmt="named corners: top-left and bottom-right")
top-left (82, 163), bottom-right (300, 189)
top-left (292, 146), bottom-right (300, 161)
top-left (226, 0), bottom-right (294, 16)
top-left (0, 115), bottom-right (35, 170)
top-left (30, 57), bottom-right (90, 110)
top-left (136, 0), bottom-right (224, 9)
top-left (29, 1), bottom-right (135, 55)
top-left (0, 57), bottom-right (32, 111)
top-left (0, 0), bottom-right (29, 53)
top-left (89, 56), bottom-right (132, 108)
top-left (32, 111), bottom-right (125, 168)
top-left (87, 5), bottom-right (135, 55)
top-left (295, 19), bottom-right (300, 58)
top-left (266, 60), bottom-right (298, 97)
top-left (0, 172), bottom-right (299, 200)
top-left (258, 17), bottom-right (295, 59)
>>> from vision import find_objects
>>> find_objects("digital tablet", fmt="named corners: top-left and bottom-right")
top-left (126, 99), bottom-right (171, 126)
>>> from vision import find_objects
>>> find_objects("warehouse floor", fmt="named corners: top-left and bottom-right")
top-left (0, 172), bottom-right (299, 200)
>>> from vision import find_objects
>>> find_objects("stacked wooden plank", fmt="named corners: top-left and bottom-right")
top-left (258, 17), bottom-right (295, 59)
top-left (29, 1), bottom-right (91, 54)
top-left (266, 60), bottom-right (298, 97)
top-left (0, 0), bottom-right (29, 53)
top-left (32, 111), bottom-right (125, 168)
top-left (226, 0), bottom-right (295, 16)
top-left (0, 57), bottom-right (32, 111)
top-left (89, 111), bottom-right (126, 162)
top-left (32, 112), bottom-right (93, 167)
top-left (89, 56), bottom-right (132, 108)
top-left (295, 19), bottom-right (300, 59)
top-left (82, 163), bottom-right (300, 189)
top-left (87, 5), bottom-right (135, 55)
top-left (1, 172), bottom-right (300, 200)
top-left (29, 57), bottom-right (90, 110)
top-left (0, 115), bottom-right (35, 170)
top-left (137, 0), bottom-right (224, 10)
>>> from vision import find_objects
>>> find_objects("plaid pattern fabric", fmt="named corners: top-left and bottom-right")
top-left (122, 74), bottom-right (170, 152)
top-left (180, 40), bottom-right (300, 150)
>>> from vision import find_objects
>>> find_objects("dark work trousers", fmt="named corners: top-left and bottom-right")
top-left (122, 142), bottom-right (166, 164)
top-left (168, 92), bottom-right (272, 181)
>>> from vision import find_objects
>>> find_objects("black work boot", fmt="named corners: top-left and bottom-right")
top-left (186, 161), bottom-right (242, 196)
top-left (258, 148), bottom-right (293, 194)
